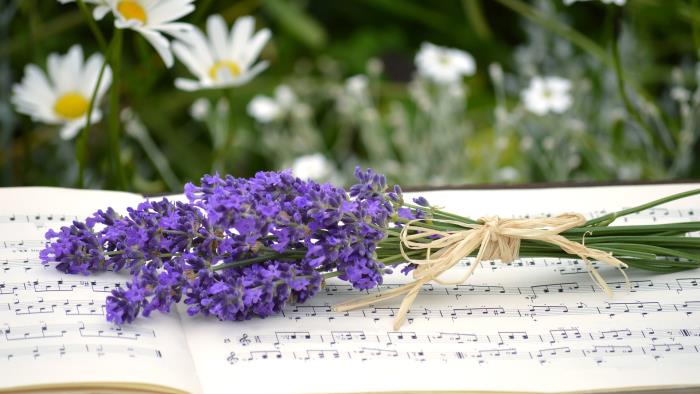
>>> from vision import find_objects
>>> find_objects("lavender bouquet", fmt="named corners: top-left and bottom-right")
top-left (40, 168), bottom-right (700, 328)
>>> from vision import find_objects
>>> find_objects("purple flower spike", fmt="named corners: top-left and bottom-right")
top-left (41, 221), bottom-right (106, 275)
top-left (42, 167), bottom-right (419, 324)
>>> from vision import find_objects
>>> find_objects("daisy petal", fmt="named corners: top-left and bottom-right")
top-left (174, 78), bottom-right (204, 91)
top-left (153, 22), bottom-right (195, 41)
top-left (241, 28), bottom-right (270, 69)
top-left (60, 120), bottom-right (85, 140)
top-left (206, 14), bottom-right (229, 60)
top-left (230, 60), bottom-right (269, 86)
top-left (137, 28), bottom-right (174, 67)
top-left (93, 5), bottom-right (110, 20)
top-left (149, 0), bottom-right (195, 26)
top-left (230, 16), bottom-right (254, 61)
top-left (173, 41), bottom-right (209, 79)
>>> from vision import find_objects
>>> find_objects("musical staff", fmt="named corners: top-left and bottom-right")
top-left (0, 279), bottom-right (122, 295)
top-left (0, 214), bottom-right (79, 225)
top-left (1, 258), bottom-right (49, 274)
top-left (1, 343), bottom-right (162, 361)
top-left (322, 277), bottom-right (700, 300)
top-left (222, 327), bottom-right (700, 349)
top-left (0, 240), bottom-right (48, 249)
top-left (1, 321), bottom-right (155, 341)
top-left (279, 300), bottom-right (700, 323)
top-left (219, 343), bottom-right (700, 365)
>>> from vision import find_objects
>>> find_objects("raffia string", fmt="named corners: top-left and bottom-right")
top-left (333, 213), bottom-right (630, 330)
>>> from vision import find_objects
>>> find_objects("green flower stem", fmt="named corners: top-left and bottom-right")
top-left (108, 28), bottom-right (126, 189)
top-left (211, 251), bottom-right (306, 271)
top-left (563, 222), bottom-right (700, 235)
top-left (323, 270), bottom-right (343, 280)
top-left (575, 235), bottom-right (700, 246)
top-left (495, 0), bottom-right (608, 64)
top-left (211, 88), bottom-right (237, 173)
top-left (584, 188), bottom-right (700, 226)
top-left (401, 201), bottom-right (477, 224)
top-left (596, 243), bottom-right (700, 261)
top-left (122, 109), bottom-right (181, 191)
top-left (693, 0), bottom-right (700, 55)
top-left (74, 0), bottom-right (112, 188)
top-left (461, 0), bottom-right (492, 40)
top-left (76, 51), bottom-right (110, 188)
top-left (75, 0), bottom-right (108, 53)
top-left (393, 216), bottom-right (467, 232)
top-left (608, 7), bottom-right (672, 155)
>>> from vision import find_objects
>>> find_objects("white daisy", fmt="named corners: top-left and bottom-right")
top-left (521, 76), bottom-right (573, 116)
top-left (247, 84), bottom-right (296, 123)
top-left (104, 0), bottom-right (195, 67)
top-left (415, 42), bottom-right (476, 84)
top-left (345, 74), bottom-right (369, 99)
top-left (189, 98), bottom-right (210, 121)
top-left (173, 14), bottom-right (271, 91)
top-left (290, 153), bottom-right (332, 181)
top-left (11, 45), bottom-right (112, 140)
top-left (247, 96), bottom-right (279, 123)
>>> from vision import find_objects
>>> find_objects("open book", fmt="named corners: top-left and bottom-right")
top-left (2, 184), bottom-right (700, 394)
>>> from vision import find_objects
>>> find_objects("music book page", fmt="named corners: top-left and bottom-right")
top-left (179, 183), bottom-right (700, 394)
top-left (0, 188), bottom-right (201, 394)
top-left (3, 184), bottom-right (700, 394)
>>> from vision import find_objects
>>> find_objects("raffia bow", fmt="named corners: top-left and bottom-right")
top-left (333, 213), bottom-right (630, 330)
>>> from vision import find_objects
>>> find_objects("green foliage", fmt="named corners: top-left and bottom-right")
top-left (1, 0), bottom-right (699, 192)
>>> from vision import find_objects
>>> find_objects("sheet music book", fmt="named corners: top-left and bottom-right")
top-left (2, 184), bottom-right (700, 394)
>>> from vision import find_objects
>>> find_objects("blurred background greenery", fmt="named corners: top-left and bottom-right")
top-left (2, 0), bottom-right (700, 193)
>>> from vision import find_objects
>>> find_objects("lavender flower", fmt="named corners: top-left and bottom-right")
top-left (40, 221), bottom-right (105, 275)
top-left (42, 167), bottom-right (406, 324)
top-left (183, 259), bottom-right (321, 321)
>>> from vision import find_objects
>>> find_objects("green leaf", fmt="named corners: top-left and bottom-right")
top-left (263, 0), bottom-right (327, 49)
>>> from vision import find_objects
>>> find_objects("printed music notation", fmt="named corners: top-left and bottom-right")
top-left (0, 207), bottom-right (695, 226)
top-left (0, 214), bottom-right (79, 225)
top-left (1, 298), bottom-right (106, 316)
top-left (0, 240), bottom-right (47, 249)
top-left (1, 343), bottom-right (162, 361)
top-left (4, 208), bottom-right (690, 228)
top-left (222, 327), bottom-right (700, 348)
top-left (323, 278), bottom-right (700, 298)
top-left (277, 300), bottom-right (700, 323)
top-left (218, 325), bottom-right (700, 366)
top-left (0, 258), bottom-right (49, 274)
top-left (0, 279), bottom-right (122, 295)
top-left (222, 343), bottom-right (700, 365)
top-left (1, 321), bottom-right (155, 341)
top-left (519, 208), bottom-right (699, 223)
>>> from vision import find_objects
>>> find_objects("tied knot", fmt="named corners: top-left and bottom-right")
top-left (334, 213), bottom-right (630, 330)
top-left (477, 216), bottom-right (521, 263)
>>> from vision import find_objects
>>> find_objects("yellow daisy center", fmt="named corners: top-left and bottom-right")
top-left (54, 92), bottom-right (89, 120)
top-left (208, 60), bottom-right (241, 80)
top-left (117, 1), bottom-right (147, 23)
